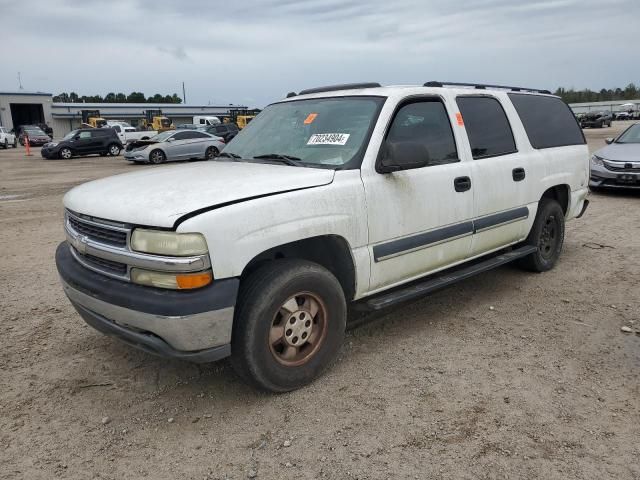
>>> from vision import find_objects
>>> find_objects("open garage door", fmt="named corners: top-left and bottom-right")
top-left (10, 103), bottom-right (45, 129)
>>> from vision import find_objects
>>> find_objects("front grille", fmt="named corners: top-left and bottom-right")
top-left (604, 162), bottom-right (640, 172)
top-left (68, 214), bottom-right (127, 247)
top-left (82, 253), bottom-right (128, 276)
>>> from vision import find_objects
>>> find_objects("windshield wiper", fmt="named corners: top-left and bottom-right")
top-left (218, 151), bottom-right (242, 159)
top-left (253, 153), bottom-right (303, 166)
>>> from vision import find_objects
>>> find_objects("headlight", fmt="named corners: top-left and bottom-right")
top-left (591, 155), bottom-right (604, 167)
top-left (130, 229), bottom-right (208, 256)
top-left (131, 268), bottom-right (212, 289)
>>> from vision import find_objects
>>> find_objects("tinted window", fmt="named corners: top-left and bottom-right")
top-left (508, 93), bottom-right (585, 149)
top-left (112, 125), bottom-right (121, 133)
top-left (191, 132), bottom-right (210, 139)
top-left (385, 100), bottom-right (458, 166)
top-left (457, 96), bottom-right (517, 159)
top-left (79, 131), bottom-right (92, 139)
top-left (172, 132), bottom-right (191, 140)
top-left (214, 126), bottom-right (226, 133)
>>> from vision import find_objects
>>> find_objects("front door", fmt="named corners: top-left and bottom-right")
top-left (362, 96), bottom-right (474, 293)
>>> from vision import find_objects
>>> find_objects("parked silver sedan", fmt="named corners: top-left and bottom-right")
top-left (590, 123), bottom-right (640, 189)
top-left (123, 130), bottom-right (225, 164)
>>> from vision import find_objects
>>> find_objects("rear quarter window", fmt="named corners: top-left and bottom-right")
top-left (508, 93), bottom-right (585, 149)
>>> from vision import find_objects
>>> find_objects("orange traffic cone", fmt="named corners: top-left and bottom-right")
top-left (25, 136), bottom-right (32, 156)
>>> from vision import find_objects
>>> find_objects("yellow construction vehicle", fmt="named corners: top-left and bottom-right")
top-left (141, 109), bottom-right (174, 132)
top-left (225, 108), bottom-right (261, 129)
top-left (81, 110), bottom-right (107, 128)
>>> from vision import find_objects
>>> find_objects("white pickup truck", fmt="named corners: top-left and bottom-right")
top-left (106, 121), bottom-right (155, 144)
top-left (56, 82), bottom-right (589, 392)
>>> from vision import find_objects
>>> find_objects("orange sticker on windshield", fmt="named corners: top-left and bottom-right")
top-left (455, 112), bottom-right (464, 126)
top-left (304, 113), bottom-right (318, 124)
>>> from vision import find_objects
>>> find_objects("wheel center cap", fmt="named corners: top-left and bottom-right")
top-left (283, 310), bottom-right (313, 347)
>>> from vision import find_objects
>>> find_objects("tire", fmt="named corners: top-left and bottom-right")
top-left (2, 139), bottom-right (7, 149)
top-left (518, 199), bottom-right (565, 272)
top-left (205, 146), bottom-right (219, 160)
top-left (12, 139), bottom-right (17, 148)
top-left (108, 143), bottom-right (121, 156)
top-left (59, 147), bottom-right (73, 160)
top-left (231, 259), bottom-right (347, 392)
top-left (149, 149), bottom-right (166, 164)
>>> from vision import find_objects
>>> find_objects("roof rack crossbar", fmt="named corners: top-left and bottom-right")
top-left (298, 83), bottom-right (382, 96)
top-left (423, 81), bottom-right (551, 95)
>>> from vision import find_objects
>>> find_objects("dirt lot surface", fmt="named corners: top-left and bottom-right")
top-left (1, 122), bottom-right (639, 480)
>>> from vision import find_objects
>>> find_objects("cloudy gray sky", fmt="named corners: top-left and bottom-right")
top-left (1, 0), bottom-right (638, 107)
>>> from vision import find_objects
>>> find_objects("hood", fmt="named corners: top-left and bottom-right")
top-left (126, 139), bottom-right (159, 151)
top-left (595, 143), bottom-right (640, 163)
top-left (64, 161), bottom-right (335, 228)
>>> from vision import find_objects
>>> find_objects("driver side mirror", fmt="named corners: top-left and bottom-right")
top-left (167, 137), bottom-right (175, 142)
top-left (378, 141), bottom-right (431, 173)
top-left (73, 134), bottom-right (80, 140)
top-left (605, 137), bottom-right (614, 144)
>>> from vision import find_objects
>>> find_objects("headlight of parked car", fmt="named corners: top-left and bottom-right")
top-left (130, 229), bottom-right (209, 256)
top-left (591, 155), bottom-right (604, 167)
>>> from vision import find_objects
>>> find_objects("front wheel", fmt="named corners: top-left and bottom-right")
top-left (108, 143), bottom-right (121, 156)
top-left (148, 149), bottom-right (166, 164)
top-left (13, 138), bottom-right (18, 148)
top-left (59, 147), bottom-right (73, 160)
top-left (205, 146), bottom-right (219, 160)
top-left (2, 139), bottom-right (7, 149)
top-left (518, 199), bottom-right (565, 272)
top-left (231, 259), bottom-right (347, 392)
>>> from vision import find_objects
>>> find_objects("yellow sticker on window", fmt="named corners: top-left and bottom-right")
top-left (304, 113), bottom-right (318, 124)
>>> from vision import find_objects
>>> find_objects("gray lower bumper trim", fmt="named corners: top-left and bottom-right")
top-left (73, 302), bottom-right (230, 363)
top-left (62, 279), bottom-right (234, 351)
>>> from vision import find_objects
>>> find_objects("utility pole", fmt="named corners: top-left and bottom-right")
top-left (182, 82), bottom-right (187, 104)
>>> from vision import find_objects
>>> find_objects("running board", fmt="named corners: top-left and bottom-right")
top-left (362, 245), bottom-right (538, 311)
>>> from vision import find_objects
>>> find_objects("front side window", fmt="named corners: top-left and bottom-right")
top-left (384, 99), bottom-right (458, 166)
top-left (457, 96), bottom-right (517, 159)
top-left (224, 96), bottom-right (385, 168)
top-left (79, 131), bottom-right (92, 139)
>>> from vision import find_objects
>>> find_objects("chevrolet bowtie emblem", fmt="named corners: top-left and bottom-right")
top-left (75, 235), bottom-right (89, 254)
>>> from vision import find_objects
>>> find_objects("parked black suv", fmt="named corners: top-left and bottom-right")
top-left (41, 128), bottom-right (123, 160)
top-left (204, 123), bottom-right (239, 142)
top-left (580, 111), bottom-right (612, 128)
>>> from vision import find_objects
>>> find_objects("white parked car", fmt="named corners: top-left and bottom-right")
top-left (123, 129), bottom-right (225, 163)
top-left (56, 82), bottom-right (589, 391)
top-left (0, 126), bottom-right (17, 149)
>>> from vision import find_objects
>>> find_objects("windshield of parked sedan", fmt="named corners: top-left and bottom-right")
top-left (224, 96), bottom-right (385, 168)
top-left (151, 131), bottom-right (175, 142)
top-left (25, 128), bottom-right (46, 136)
top-left (616, 124), bottom-right (640, 143)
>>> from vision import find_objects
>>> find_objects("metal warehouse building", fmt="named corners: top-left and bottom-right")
top-left (0, 91), bottom-right (246, 138)
top-left (569, 99), bottom-right (640, 114)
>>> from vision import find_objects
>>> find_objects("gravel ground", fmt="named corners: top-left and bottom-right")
top-left (1, 122), bottom-right (638, 480)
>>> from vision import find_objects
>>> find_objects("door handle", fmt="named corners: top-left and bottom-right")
top-left (512, 167), bottom-right (525, 182)
top-left (454, 176), bottom-right (471, 192)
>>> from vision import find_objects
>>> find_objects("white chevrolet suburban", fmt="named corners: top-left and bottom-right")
top-left (56, 82), bottom-right (589, 391)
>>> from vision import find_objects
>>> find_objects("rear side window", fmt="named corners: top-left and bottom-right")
top-left (508, 93), bottom-right (585, 149)
top-left (457, 96), bottom-right (517, 159)
top-left (384, 99), bottom-right (458, 167)
top-left (191, 132), bottom-right (209, 139)
top-left (172, 132), bottom-right (190, 140)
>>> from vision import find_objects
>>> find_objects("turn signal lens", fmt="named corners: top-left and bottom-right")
top-left (131, 268), bottom-right (212, 290)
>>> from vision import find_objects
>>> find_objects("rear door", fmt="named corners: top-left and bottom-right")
top-left (187, 131), bottom-right (214, 157)
top-left (456, 95), bottom-right (532, 256)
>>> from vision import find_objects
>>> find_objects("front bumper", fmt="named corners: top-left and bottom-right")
top-left (124, 149), bottom-right (149, 162)
top-left (41, 147), bottom-right (58, 158)
top-left (590, 164), bottom-right (640, 189)
top-left (56, 242), bottom-right (239, 363)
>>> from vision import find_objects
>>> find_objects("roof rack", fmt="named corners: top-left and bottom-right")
top-left (298, 82), bottom-right (382, 96)
top-left (423, 81), bottom-right (551, 95)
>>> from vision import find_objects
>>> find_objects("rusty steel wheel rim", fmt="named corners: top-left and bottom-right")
top-left (268, 292), bottom-right (328, 367)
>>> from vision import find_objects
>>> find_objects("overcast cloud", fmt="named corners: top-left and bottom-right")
top-left (1, 0), bottom-right (638, 107)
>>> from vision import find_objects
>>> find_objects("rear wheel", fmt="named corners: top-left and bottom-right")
top-left (149, 149), bottom-right (166, 164)
top-left (205, 146), bottom-right (219, 160)
top-left (518, 199), bottom-right (565, 272)
top-left (59, 148), bottom-right (72, 160)
top-left (13, 138), bottom-right (17, 148)
top-left (108, 143), bottom-right (121, 156)
top-left (231, 259), bottom-right (347, 392)
top-left (2, 139), bottom-right (7, 149)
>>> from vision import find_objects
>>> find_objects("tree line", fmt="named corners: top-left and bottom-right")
top-left (52, 92), bottom-right (183, 104)
top-left (554, 83), bottom-right (639, 104)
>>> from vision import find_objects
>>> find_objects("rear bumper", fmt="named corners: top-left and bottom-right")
top-left (56, 242), bottom-right (238, 363)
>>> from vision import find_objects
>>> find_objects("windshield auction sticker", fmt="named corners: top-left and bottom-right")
top-left (307, 133), bottom-right (350, 145)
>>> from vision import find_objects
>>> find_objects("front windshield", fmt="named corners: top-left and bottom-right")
top-left (151, 131), bottom-right (174, 142)
top-left (63, 130), bottom-right (78, 140)
top-left (26, 128), bottom-right (46, 136)
top-left (225, 96), bottom-right (385, 168)
top-left (616, 124), bottom-right (640, 144)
